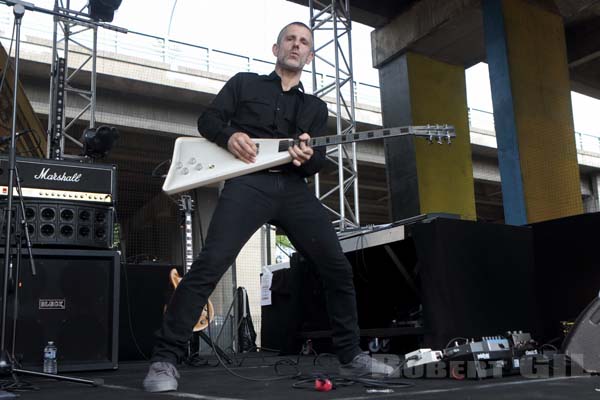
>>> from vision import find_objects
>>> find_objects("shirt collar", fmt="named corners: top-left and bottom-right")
top-left (265, 70), bottom-right (304, 93)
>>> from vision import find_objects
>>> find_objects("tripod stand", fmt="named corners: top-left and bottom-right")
top-left (0, 1), bottom-right (100, 390)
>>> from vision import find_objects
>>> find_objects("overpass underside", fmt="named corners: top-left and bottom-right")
top-left (2, 0), bottom-right (600, 262)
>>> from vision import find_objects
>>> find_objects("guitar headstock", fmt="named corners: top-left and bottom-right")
top-left (179, 195), bottom-right (194, 213)
top-left (411, 124), bottom-right (456, 144)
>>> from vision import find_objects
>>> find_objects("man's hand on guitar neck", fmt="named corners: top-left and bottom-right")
top-left (288, 133), bottom-right (313, 167)
top-left (227, 132), bottom-right (257, 163)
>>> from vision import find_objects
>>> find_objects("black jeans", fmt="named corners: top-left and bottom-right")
top-left (151, 171), bottom-right (362, 364)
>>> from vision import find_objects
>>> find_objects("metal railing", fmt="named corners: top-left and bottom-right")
top-left (469, 108), bottom-right (600, 154)
top-left (0, 6), bottom-right (597, 154)
top-left (0, 6), bottom-right (381, 107)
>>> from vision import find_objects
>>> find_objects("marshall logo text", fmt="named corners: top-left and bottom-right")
top-left (34, 168), bottom-right (82, 183)
top-left (39, 299), bottom-right (66, 310)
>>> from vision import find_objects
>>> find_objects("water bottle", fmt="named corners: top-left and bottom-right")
top-left (43, 341), bottom-right (57, 374)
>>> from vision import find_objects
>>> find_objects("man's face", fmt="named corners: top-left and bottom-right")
top-left (273, 24), bottom-right (314, 72)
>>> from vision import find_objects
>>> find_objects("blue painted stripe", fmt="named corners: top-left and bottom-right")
top-left (482, 0), bottom-right (527, 225)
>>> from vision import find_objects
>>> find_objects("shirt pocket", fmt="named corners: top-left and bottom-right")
top-left (237, 97), bottom-right (273, 126)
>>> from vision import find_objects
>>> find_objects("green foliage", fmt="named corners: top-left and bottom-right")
top-left (276, 235), bottom-right (294, 251)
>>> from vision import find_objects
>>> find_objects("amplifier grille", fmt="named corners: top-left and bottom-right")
top-left (1, 199), bottom-right (114, 249)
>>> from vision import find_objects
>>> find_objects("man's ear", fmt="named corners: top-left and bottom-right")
top-left (305, 51), bottom-right (314, 65)
top-left (272, 43), bottom-right (279, 57)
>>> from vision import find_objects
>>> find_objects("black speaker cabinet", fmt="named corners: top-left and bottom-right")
top-left (412, 218), bottom-right (542, 349)
top-left (562, 296), bottom-right (600, 373)
top-left (531, 212), bottom-right (600, 344)
top-left (2, 248), bottom-right (120, 372)
top-left (119, 263), bottom-right (175, 361)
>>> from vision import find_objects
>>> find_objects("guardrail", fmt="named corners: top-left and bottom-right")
top-left (0, 7), bottom-right (598, 154)
top-left (0, 7), bottom-right (381, 107)
top-left (469, 108), bottom-right (600, 154)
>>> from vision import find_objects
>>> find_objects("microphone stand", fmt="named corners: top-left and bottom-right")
top-left (0, 2), bottom-right (100, 389)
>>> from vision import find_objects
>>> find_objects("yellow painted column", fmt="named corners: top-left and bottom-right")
top-left (485, 0), bottom-right (583, 223)
top-left (379, 52), bottom-right (476, 221)
top-left (409, 53), bottom-right (476, 220)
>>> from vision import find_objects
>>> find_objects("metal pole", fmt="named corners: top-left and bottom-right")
top-left (345, 0), bottom-right (360, 225)
top-left (309, 0), bottom-right (360, 232)
top-left (90, 25), bottom-right (97, 128)
top-left (309, 0), bottom-right (321, 199)
top-left (332, 4), bottom-right (346, 231)
top-left (1, 2), bottom-right (24, 351)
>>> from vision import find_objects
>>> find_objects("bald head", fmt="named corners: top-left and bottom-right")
top-left (276, 22), bottom-right (313, 48)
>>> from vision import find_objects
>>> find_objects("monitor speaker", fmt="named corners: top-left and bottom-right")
top-left (562, 295), bottom-right (600, 373)
top-left (2, 248), bottom-right (120, 372)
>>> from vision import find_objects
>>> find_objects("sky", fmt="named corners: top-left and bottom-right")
top-left (21, 0), bottom-right (600, 136)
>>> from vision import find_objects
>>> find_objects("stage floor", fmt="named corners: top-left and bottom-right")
top-left (6, 354), bottom-right (600, 400)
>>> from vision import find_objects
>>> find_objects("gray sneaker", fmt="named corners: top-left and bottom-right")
top-left (143, 361), bottom-right (180, 392)
top-left (340, 352), bottom-right (395, 377)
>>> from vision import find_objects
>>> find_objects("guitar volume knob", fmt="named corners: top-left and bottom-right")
top-left (181, 167), bottom-right (189, 175)
top-left (195, 163), bottom-right (203, 171)
top-left (188, 158), bottom-right (196, 165)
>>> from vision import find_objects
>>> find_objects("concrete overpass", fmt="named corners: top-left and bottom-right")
top-left (0, 1), bottom-right (599, 263)
top-left (291, 0), bottom-right (600, 99)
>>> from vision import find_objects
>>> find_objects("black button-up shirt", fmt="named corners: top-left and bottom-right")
top-left (197, 71), bottom-right (328, 177)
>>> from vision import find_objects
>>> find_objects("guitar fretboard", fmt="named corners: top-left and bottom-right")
top-left (179, 195), bottom-right (195, 274)
top-left (277, 125), bottom-right (454, 152)
top-left (184, 214), bottom-right (193, 273)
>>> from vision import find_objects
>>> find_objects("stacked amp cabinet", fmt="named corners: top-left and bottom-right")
top-left (0, 156), bottom-right (120, 371)
top-left (0, 156), bottom-right (116, 248)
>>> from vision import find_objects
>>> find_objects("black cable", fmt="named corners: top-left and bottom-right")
top-left (445, 337), bottom-right (469, 349)
top-left (0, 374), bottom-right (39, 392)
top-left (291, 373), bottom-right (355, 390)
top-left (201, 313), bottom-right (301, 381)
top-left (114, 208), bottom-right (150, 361)
top-left (150, 159), bottom-right (170, 178)
top-left (229, 345), bottom-right (279, 367)
top-left (347, 376), bottom-right (414, 389)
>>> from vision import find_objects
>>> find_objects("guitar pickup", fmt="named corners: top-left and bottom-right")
top-left (277, 139), bottom-right (295, 152)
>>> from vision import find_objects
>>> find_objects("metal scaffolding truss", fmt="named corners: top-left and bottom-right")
top-left (309, 0), bottom-right (359, 232)
top-left (47, 0), bottom-right (98, 159)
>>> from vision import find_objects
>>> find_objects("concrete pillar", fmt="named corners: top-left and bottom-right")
top-left (378, 52), bottom-right (476, 222)
top-left (482, 0), bottom-right (583, 224)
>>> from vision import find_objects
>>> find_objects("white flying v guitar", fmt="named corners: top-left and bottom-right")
top-left (162, 125), bottom-right (455, 195)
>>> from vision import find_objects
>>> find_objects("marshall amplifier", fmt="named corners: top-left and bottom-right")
top-left (3, 248), bottom-right (120, 372)
top-left (0, 156), bottom-right (117, 204)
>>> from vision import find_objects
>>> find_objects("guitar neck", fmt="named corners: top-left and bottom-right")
top-left (184, 212), bottom-right (193, 273)
top-left (276, 125), bottom-right (453, 151)
top-left (179, 195), bottom-right (195, 273)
